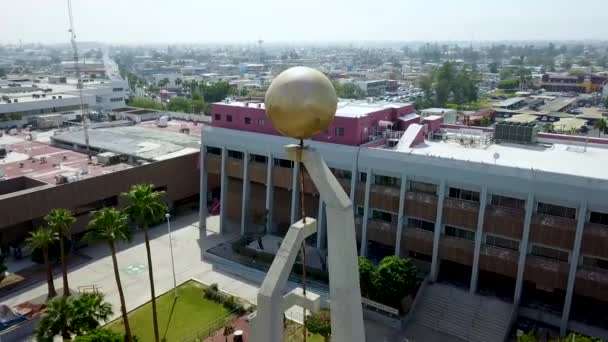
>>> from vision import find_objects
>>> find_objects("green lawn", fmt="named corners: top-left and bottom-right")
top-left (285, 321), bottom-right (326, 342)
top-left (106, 280), bottom-right (230, 341)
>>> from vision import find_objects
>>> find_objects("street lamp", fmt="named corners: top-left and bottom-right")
top-left (165, 213), bottom-right (178, 298)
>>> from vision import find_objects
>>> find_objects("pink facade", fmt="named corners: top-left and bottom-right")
top-left (423, 116), bottom-right (444, 132)
top-left (208, 102), bottom-right (415, 146)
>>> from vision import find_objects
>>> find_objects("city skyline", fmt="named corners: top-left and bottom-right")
top-left (2, 0), bottom-right (608, 44)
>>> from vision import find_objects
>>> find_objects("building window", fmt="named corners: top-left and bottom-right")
top-left (448, 188), bottom-right (480, 202)
top-left (249, 154), bottom-right (267, 163)
top-left (359, 172), bottom-right (367, 183)
top-left (356, 206), bottom-right (364, 217)
top-left (227, 150), bottom-right (243, 160)
top-left (244, 117), bottom-right (251, 124)
top-left (537, 202), bottom-right (576, 219)
top-left (371, 209), bottom-right (394, 223)
top-left (330, 168), bottom-right (352, 179)
top-left (491, 195), bottom-right (525, 210)
top-left (214, 114), bottom-right (221, 121)
top-left (409, 181), bottom-right (437, 195)
top-left (110, 97), bottom-right (123, 102)
top-left (408, 218), bottom-right (434, 232)
top-left (112, 87), bottom-right (124, 92)
top-left (206, 146), bottom-right (221, 155)
top-left (582, 256), bottom-right (608, 270)
top-left (531, 245), bottom-right (569, 263)
top-left (374, 175), bottom-right (400, 188)
top-left (485, 234), bottom-right (519, 251)
top-left (227, 115), bottom-right (233, 122)
top-left (590, 211), bottom-right (608, 226)
top-left (273, 158), bottom-right (294, 168)
top-left (258, 119), bottom-right (265, 126)
top-left (444, 226), bottom-right (475, 241)
top-left (409, 251), bottom-right (432, 262)
top-left (335, 127), bottom-right (345, 136)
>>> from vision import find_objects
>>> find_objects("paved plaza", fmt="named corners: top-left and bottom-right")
top-left (1, 211), bottom-right (399, 341)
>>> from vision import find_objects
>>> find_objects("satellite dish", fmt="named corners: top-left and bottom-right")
top-left (493, 152), bottom-right (500, 164)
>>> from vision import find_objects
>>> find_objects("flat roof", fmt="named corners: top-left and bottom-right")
top-left (51, 125), bottom-right (200, 161)
top-left (541, 97), bottom-right (578, 112)
top-left (401, 139), bottom-right (608, 182)
top-left (421, 108), bottom-right (455, 114)
top-left (494, 97), bottom-right (526, 108)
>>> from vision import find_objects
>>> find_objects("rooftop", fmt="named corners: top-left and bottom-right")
top-left (51, 124), bottom-right (201, 161)
top-left (421, 108), bottom-right (455, 114)
top-left (494, 97), bottom-right (527, 108)
top-left (395, 137), bottom-right (608, 182)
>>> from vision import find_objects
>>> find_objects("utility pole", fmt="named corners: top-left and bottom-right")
top-left (67, 0), bottom-right (91, 159)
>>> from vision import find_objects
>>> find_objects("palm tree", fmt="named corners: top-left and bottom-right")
top-left (26, 228), bottom-right (58, 299)
top-left (46, 209), bottom-right (76, 298)
top-left (594, 118), bottom-right (607, 138)
top-left (122, 184), bottom-right (167, 342)
top-left (36, 296), bottom-right (72, 341)
top-left (70, 293), bottom-right (113, 336)
top-left (36, 293), bottom-right (113, 341)
top-left (85, 208), bottom-right (133, 342)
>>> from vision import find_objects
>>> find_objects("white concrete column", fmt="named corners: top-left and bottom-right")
top-left (316, 196), bottom-right (326, 249)
top-left (560, 201), bottom-right (588, 337)
top-left (514, 192), bottom-right (535, 305)
top-left (470, 186), bottom-right (488, 293)
top-left (240, 151), bottom-right (250, 236)
top-left (265, 153), bottom-right (274, 234)
top-left (198, 143), bottom-right (207, 233)
top-left (219, 147), bottom-right (228, 234)
top-left (290, 162), bottom-right (300, 224)
top-left (395, 173), bottom-right (408, 256)
top-left (430, 179), bottom-right (446, 282)
top-left (349, 163), bottom-right (357, 213)
top-left (360, 169), bottom-right (373, 256)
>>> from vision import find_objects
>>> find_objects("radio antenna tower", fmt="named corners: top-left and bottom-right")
top-left (67, 0), bottom-right (91, 159)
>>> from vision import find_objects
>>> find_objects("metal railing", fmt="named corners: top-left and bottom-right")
top-left (180, 308), bottom-right (239, 342)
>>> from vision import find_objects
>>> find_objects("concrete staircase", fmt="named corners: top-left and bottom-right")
top-left (410, 283), bottom-right (513, 342)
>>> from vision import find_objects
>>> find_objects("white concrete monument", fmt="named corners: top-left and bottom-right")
top-left (249, 67), bottom-right (366, 342)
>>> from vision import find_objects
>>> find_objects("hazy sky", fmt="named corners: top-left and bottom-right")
top-left (2, 0), bottom-right (607, 44)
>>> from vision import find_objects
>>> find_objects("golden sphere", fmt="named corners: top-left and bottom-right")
top-left (265, 66), bottom-right (337, 139)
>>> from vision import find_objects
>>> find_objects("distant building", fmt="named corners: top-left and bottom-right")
top-left (493, 97), bottom-right (527, 110)
top-left (420, 108), bottom-right (457, 124)
top-left (541, 73), bottom-right (607, 93)
top-left (355, 80), bottom-right (388, 96)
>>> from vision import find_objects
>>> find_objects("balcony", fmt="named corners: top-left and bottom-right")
top-left (479, 245), bottom-right (519, 278)
top-left (575, 265), bottom-right (608, 301)
top-left (529, 213), bottom-right (576, 250)
top-left (369, 184), bottom-right (401, 213)
top-left (367, 219), bottom-right (397, 247)
top-left (581, 223), bottom-right (608, 259)
top-left (439, 236), bottom-right (474, 266)
top-left (525, 255), bottom-right (569, 291)
top-left (405, 191), bottom-right (438, 222)
top-left (484, 205), bottom-right (525, 240)
top-left (248, 161), bottom-right (267, 184)
top-left (403, 228), bottom-right (434, 256)
top-left (205, 154), bottom-right (221, 174)
top-left (443, 198), bottom-right (480, 230)
top-left (225, 157), bottom-right (243, 178)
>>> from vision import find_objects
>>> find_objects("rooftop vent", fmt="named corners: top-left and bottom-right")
top-left (494, 122), bottom-right (539, 145)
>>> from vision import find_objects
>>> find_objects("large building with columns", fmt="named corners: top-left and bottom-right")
top-left (199, 99), bottom-right (608, 336)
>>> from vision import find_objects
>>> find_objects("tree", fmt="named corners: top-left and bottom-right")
top-left (127, 97), bottom-right (163, 110)
top-left (498, 79), bottom-right (519, 90)
top-left (373, 256), bottom-right (417, 306)
top-left (203, 81), bottom-right (232, 103)
top-left (543, 123), bottom-right (555, 133)
top-left (175, 78), bottom-right (182, 86)
top-left (306, 309), bottom-right (331, 342)
top-left (122, 184), bottom-right (168, 342)
top-left (333, 82), bottom-right (365, 100)
top-left (46, 209), bottom-right (75, 298)
top-left (594, 118), bottom-right (607, 138)
top-left (36, 293), bottom-right (113, 341)
top-left (73, 328), bottom-right (125, 342)
top-left (85, 208), bottom-right (133, 342)
top-left (26, 228), bottom-right (58, 299)
top-left (488, 61), bottom-right (499, 74)
top-left (358, 257), bottom-right (376, 298)
top-left (158, 78), bottom-right (170, 88)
